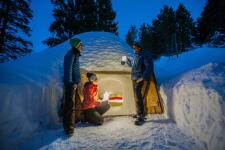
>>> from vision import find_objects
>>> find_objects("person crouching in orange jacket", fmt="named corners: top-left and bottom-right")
top-left (82, 72), bottom-right (110, 125)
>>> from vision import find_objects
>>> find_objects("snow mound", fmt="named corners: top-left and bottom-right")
top-left (160, 62), bottom-right (225, 150)
top-left (0, 32), bottom-right (132, 148)
top-left (154, 47), bottom-right (225, 84)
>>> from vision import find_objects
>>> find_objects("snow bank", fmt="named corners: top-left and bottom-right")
top-left (160, 62), bottom-right (225, 150)
top-left (0, 32), bottom-right (133, 148)
top-left (155, 46), bottom-right (225, 84)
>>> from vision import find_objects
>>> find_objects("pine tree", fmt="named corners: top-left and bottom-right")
top-left (43, 0), bottom-right (81, 47)
top-left (151, 5), bottom-right (176, 56)
top-left (126, 25), bottom-right (138, 47)
top-left (44, 0), bottom-right (98, 47)
top-left (75, 0), bottom-right (98, 32)
top-left (0, 0), bottom-right (33, 62)
top-left (96, 0), bottom-right (118, 34)
top-left (139, 23), bottom-right (160, 59)
top-left (139, 23), bottom-right (149, 48)
top-left (176, 3), bottom-right (195, 52)
top-left (197, 0), bottom-right (225, 44)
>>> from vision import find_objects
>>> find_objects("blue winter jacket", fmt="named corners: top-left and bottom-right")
top-left (127, 50), bottom-right (154, 81)
top-left (63, 49), bottom-right (81, 85)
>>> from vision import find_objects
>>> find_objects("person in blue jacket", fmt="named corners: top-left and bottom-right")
top-left (63, 38), bottom-right (83, 136)
top-left (126, 42), bottom-right (154, 125)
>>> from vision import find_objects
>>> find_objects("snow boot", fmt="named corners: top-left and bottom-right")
top-left (133, 114), bottom-right (147, 120)
top-left (65, 129), bottom-right (74, 137)
top-left (134, 115), bottom-right (145, 126)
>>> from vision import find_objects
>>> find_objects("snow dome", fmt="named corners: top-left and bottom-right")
top-left (75, 32), bottom-right (136, 116)
top-left (76, 32), bottom-right (133, 71)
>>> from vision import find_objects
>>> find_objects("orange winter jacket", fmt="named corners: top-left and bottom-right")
top-left (82, 82), bottom-right (101, 110)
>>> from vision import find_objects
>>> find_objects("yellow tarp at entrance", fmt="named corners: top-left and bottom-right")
top-left (142, 72), bottom-right (164, 114)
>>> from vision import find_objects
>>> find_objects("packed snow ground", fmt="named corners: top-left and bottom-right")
top-left (21, 115), bottom-right (205, 150)
top-left (0, 32), bottom-right (225, 150)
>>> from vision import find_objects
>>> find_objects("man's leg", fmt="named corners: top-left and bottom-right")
top-left (133, 80), bottom-right (145, 116)
top-left (133, 80), bottom-right (145, 125)
top-left (63, 84), bottom-right (76, 135)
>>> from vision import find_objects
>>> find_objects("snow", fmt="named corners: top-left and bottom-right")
top-left (160, 62), bottom-right (225, 150)
top-left (208, 31), bottom-right (225, 48)
top-left (76, 32), bottom-right (133, 71)
top-left (0, 31), bottom-right (225, 149)
top-left (21, 116), bottom-right (205, 150)
top-left (154, 46), bottom-right (225, 84)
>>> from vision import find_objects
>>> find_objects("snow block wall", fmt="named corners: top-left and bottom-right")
top-left (160, 62), bottom-right (225, 150)
top-left (0, 46), bottom-right (65, 148)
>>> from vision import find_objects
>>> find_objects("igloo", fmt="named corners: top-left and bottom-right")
top-left (76, 32), bottom-right (136, 116)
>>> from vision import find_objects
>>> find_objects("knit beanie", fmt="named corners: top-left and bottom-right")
top-left (70, 38), bottom-right (82, 48)
top-left (87, 72), bottom-right (97, 82)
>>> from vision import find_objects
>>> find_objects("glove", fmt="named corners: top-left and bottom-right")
top-left (136, 77), bottom-right (144, 83)
top-left (121, 56), bottom-right (127, 65)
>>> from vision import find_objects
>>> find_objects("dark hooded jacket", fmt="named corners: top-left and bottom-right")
top-left (129, 50), bottom-right (154, 81)
top-left (63, 48), bottom-right (81, 85)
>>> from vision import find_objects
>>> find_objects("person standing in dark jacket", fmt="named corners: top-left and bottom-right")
top-left (124, 42), bottom-right (154, 125)
top-left (63, 38), bottom-right (83, 136)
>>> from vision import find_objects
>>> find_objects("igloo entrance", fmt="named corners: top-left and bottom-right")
top-left (96, 72), bottom-right (136, 116)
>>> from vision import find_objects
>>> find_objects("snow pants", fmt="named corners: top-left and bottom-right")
top-left (63, 84), bottom-right (77, 133)
top-left (133, 80), bottom-right (145, 116)
top-left (83, 101), bottom-right (110, 125)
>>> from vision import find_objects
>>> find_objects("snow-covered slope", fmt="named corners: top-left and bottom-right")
top-left (0, 32), bottom-right (133, 149)
top-left (160, 62), bottom-right (225, 149)
top-left (155, 46), bottom-right (225, 84)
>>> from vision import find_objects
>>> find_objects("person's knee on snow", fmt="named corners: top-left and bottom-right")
top-left (83, 109), bottom-right (104, 125)
top-left (90, 115), bottom-right (104, 126)
top-left (97, 117), bottom-right (104, 125)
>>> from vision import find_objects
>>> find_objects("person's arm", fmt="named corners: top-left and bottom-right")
top-left (142, 51), bottom-right (153, 81)
top-left (90, 85), bottom-right (101, 104)
top-left (126, 57), bottom-right (133, 67)
top-left (121, 55), bottom-right (133, 67)
top-left (68, 54), bottom-right (76, 85)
